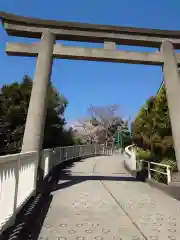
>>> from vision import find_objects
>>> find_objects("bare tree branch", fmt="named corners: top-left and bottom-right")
top-left (88, 104), bottom-right (122, 146)
top-left (74, 118), bottom-right (100, 144)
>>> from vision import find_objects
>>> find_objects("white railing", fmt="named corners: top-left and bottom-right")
top-left (139, 160), bottom-right (172, 185)
top-left (0, 144), bottom-right (115, 234)
top-left (125, 144), bottom-right (172, 184)
top-left (124, 144), bottom-right (136, 172)
top-left (0, 151), bottom-right (38, 234)
top-left (40, 144), bottom-right (107, 179)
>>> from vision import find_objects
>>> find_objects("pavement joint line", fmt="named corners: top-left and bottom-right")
top-left (92, 161), bottom-right (147, 239)
top-left (100, 180), bottom-right (148, 240)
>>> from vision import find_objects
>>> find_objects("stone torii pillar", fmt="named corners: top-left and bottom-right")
top-left (161, 40), bottom-right (180, 171)
top-left (21, 30), bottom-right (55, 153)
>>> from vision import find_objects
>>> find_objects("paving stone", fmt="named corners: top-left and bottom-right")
top-left (37, 155), bottom-right (180, 240)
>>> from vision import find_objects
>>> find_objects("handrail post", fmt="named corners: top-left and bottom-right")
top-left (33, 152), bottom-right (39, 190)
top-left (167, 166), bottom-right (171, 184)
top-left (139, 160), bottom-right (143, 170)
top-left (148, 162), bottom-right (151, 180)
top-left (12, 156), bottom-right (20, 224)
top-left (79, 146), bottom-right (82, 157)
top-left (65, 149), bottom-right (68, 160)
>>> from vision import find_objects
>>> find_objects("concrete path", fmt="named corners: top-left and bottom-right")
top-left (37, 155), bottom-right (180, 240)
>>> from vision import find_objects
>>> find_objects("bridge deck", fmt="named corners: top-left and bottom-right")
top-left (35, 155), bottom-right (180, 240)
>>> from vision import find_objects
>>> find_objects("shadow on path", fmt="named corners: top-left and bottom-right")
top-left (19, 157), bottom-right (136, 239)
top-left (51, 174), bottom-right (139, 192)
top-left (27, 194), bottom-right (53, 240)
top-left (24, 158), bottom-right (86, 239)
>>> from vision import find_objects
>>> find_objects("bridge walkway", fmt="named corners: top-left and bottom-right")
top-left (34, 155), bottom-right (180, 240)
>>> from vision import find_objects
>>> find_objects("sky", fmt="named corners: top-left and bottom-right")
top-left (0, 0), bottom-right (180, 125)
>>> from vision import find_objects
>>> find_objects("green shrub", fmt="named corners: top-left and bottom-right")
top-left (136, 148), bottom-right (152, 161)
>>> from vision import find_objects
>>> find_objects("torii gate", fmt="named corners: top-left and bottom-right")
top-left (1, 12), bottom-right (180, 171)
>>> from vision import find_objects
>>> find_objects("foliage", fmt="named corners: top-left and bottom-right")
top-left (131, 83), bottom-right (175, 163)
top-left (74, 118), bottom-right (100, 144)
top-left (0, 75), bottom-right (75, 155)
top-left (87, 105), bottom-right (131, 146)
top-left (88, 104), bottom-right (119, 146)
top-left (153, 158), bottom-right (178, 183)
top-left (136, 148), bottom-right (153, 161)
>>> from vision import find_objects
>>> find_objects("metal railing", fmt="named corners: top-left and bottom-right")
top-left (124, 145), bottom-right (172, 184)
top-left (139, 160), bottom-right (172, 185)
top-left (0, 144), bottom-right (115, 234)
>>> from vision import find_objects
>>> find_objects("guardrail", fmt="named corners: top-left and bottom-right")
top-left (139, 160), bottom-right (172, 185)
top-left (124, 144), bottom-right (136, 173)
top-left (125, 145), bottom-right (172, 184)
top-left (0, 144), bottom-right (115, 234)
top-left (0, 151), bottom-right (38, 235)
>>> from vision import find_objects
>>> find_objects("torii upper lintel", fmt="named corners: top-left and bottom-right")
top-left (1, 12), bottom-right (180, 48)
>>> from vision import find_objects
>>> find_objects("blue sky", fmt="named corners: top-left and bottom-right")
top-left (0, 0), bottom-right (180, 124)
